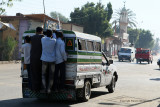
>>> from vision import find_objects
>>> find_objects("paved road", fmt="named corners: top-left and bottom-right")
top-left (0, 56), bottom-right (160, 107)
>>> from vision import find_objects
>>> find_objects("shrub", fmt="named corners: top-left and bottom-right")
top-left (1, 36), bottom-right (17, 61)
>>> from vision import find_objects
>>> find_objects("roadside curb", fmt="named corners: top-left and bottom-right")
top-left (0, 60), bottom-right (21, 64)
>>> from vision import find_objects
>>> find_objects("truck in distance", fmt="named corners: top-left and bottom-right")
top-left (135, 48), bottom-right (153, 64)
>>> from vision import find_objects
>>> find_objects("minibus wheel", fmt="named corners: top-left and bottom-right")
top-left (76, 80), bottom-right (91, 101)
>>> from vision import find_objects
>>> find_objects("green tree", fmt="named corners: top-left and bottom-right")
top-left (50, 11), bottom-right (69, 23)
top-left (128, 28), bottom-right (155, 49)
top-left (128, 28), bottom-right (139, 45)
top-left (135, 29), bottom-right (154, 49)
top-left (70, 2), bottom-right (113, 38)
top-left (1, 36), bottom-right (17, 61)
top-left (0, 0), bottom-right (21, 15)
top-left (106, 2), bottom-right (113, 22)
top-left (152, 38), bottom-right (160, 52)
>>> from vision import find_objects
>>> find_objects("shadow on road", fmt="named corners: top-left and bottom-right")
top-left (136, 63), bottom-right (149, 65)
top-left (154, 69), bottom-right (160, 71)
top-left (115, 60), bottom-right (150, 65)
top-left (150, 78), bottom-right (160, 81)
top-left (114, 61), bottom-right (130, 63)
top-left (0, 91), bottom-right (110, 107)
top-left (98, 95), bottom-right (160, 107)
top-left (0, 98), bottom-right (72, 107)
top-left (90, 91), bottom-right (109, 99)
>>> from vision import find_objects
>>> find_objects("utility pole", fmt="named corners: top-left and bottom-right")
top-left (43, 0), bottom-right (46, 30)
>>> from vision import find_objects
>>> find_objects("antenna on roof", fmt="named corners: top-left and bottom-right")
top-left (43, 0), bottom-right (46, 30)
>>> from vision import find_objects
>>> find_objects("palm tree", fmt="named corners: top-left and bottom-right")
top-left (112, 7), bottom-right (137, 30)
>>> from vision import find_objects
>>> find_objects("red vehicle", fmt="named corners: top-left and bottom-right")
top-left (135, 48), bottom-right (153, 64)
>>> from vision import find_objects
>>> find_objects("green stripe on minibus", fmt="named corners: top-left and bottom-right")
top-left (67, 58), bottom-right (77, 62)
top-left (78, 52), bottom-right (102, 56)
top-left (67, 51), bottom-right (102, 56)
top-left (67, 58), bottom-right (101, 63)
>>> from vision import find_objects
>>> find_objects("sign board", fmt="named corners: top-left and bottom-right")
top-left (66, 38), bottom-right (74, 51)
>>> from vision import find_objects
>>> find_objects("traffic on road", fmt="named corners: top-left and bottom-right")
top-left (0, 54), bottom-right (160, 107)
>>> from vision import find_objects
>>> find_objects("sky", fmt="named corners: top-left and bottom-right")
top-left (2, 0), bottom-right (160, 39)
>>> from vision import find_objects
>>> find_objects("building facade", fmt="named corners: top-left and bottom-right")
top-left (0, 13), bottom-right (84, 60)
top-left (0, 13), bottom-right (60, 60)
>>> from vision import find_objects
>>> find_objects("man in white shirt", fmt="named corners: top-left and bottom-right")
top-left (21, 36), bottom-right (31, 89)
top-left (41, 29), bottom-right (56, 93)
top-left (53, 31), bottom-right (67, 91)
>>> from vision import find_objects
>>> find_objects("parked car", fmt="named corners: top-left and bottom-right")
top-left (135, 48), bottom-right (153, 64)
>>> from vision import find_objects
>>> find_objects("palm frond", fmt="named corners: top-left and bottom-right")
top-left (112, 7), bottom-right (137, 29)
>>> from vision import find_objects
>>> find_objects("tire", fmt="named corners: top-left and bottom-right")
top-left (107, 76), bottom-right (116, 93)
top-left (140, 61), bottom-right (141, 64)
top-left (22, 85), bottom-right (25, 98)
top-left (148, 60), bottom-right (150, 64)
top-left (76, 80), bottom-right (91, 102)
top-left (136, 59), bottom-right (138, 64)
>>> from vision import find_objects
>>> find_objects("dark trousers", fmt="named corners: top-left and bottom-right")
top-left (54, 62), bottom-right (66, 90)
top-left (41, 61), bottom-right (55, 91)
top-left (26, 64), bottom-right (32, 89)
top-left (30, 60), bottom-right (42, 91)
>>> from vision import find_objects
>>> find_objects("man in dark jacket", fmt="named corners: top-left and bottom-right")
top-left (30, 27), bottom-right (44, 91)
